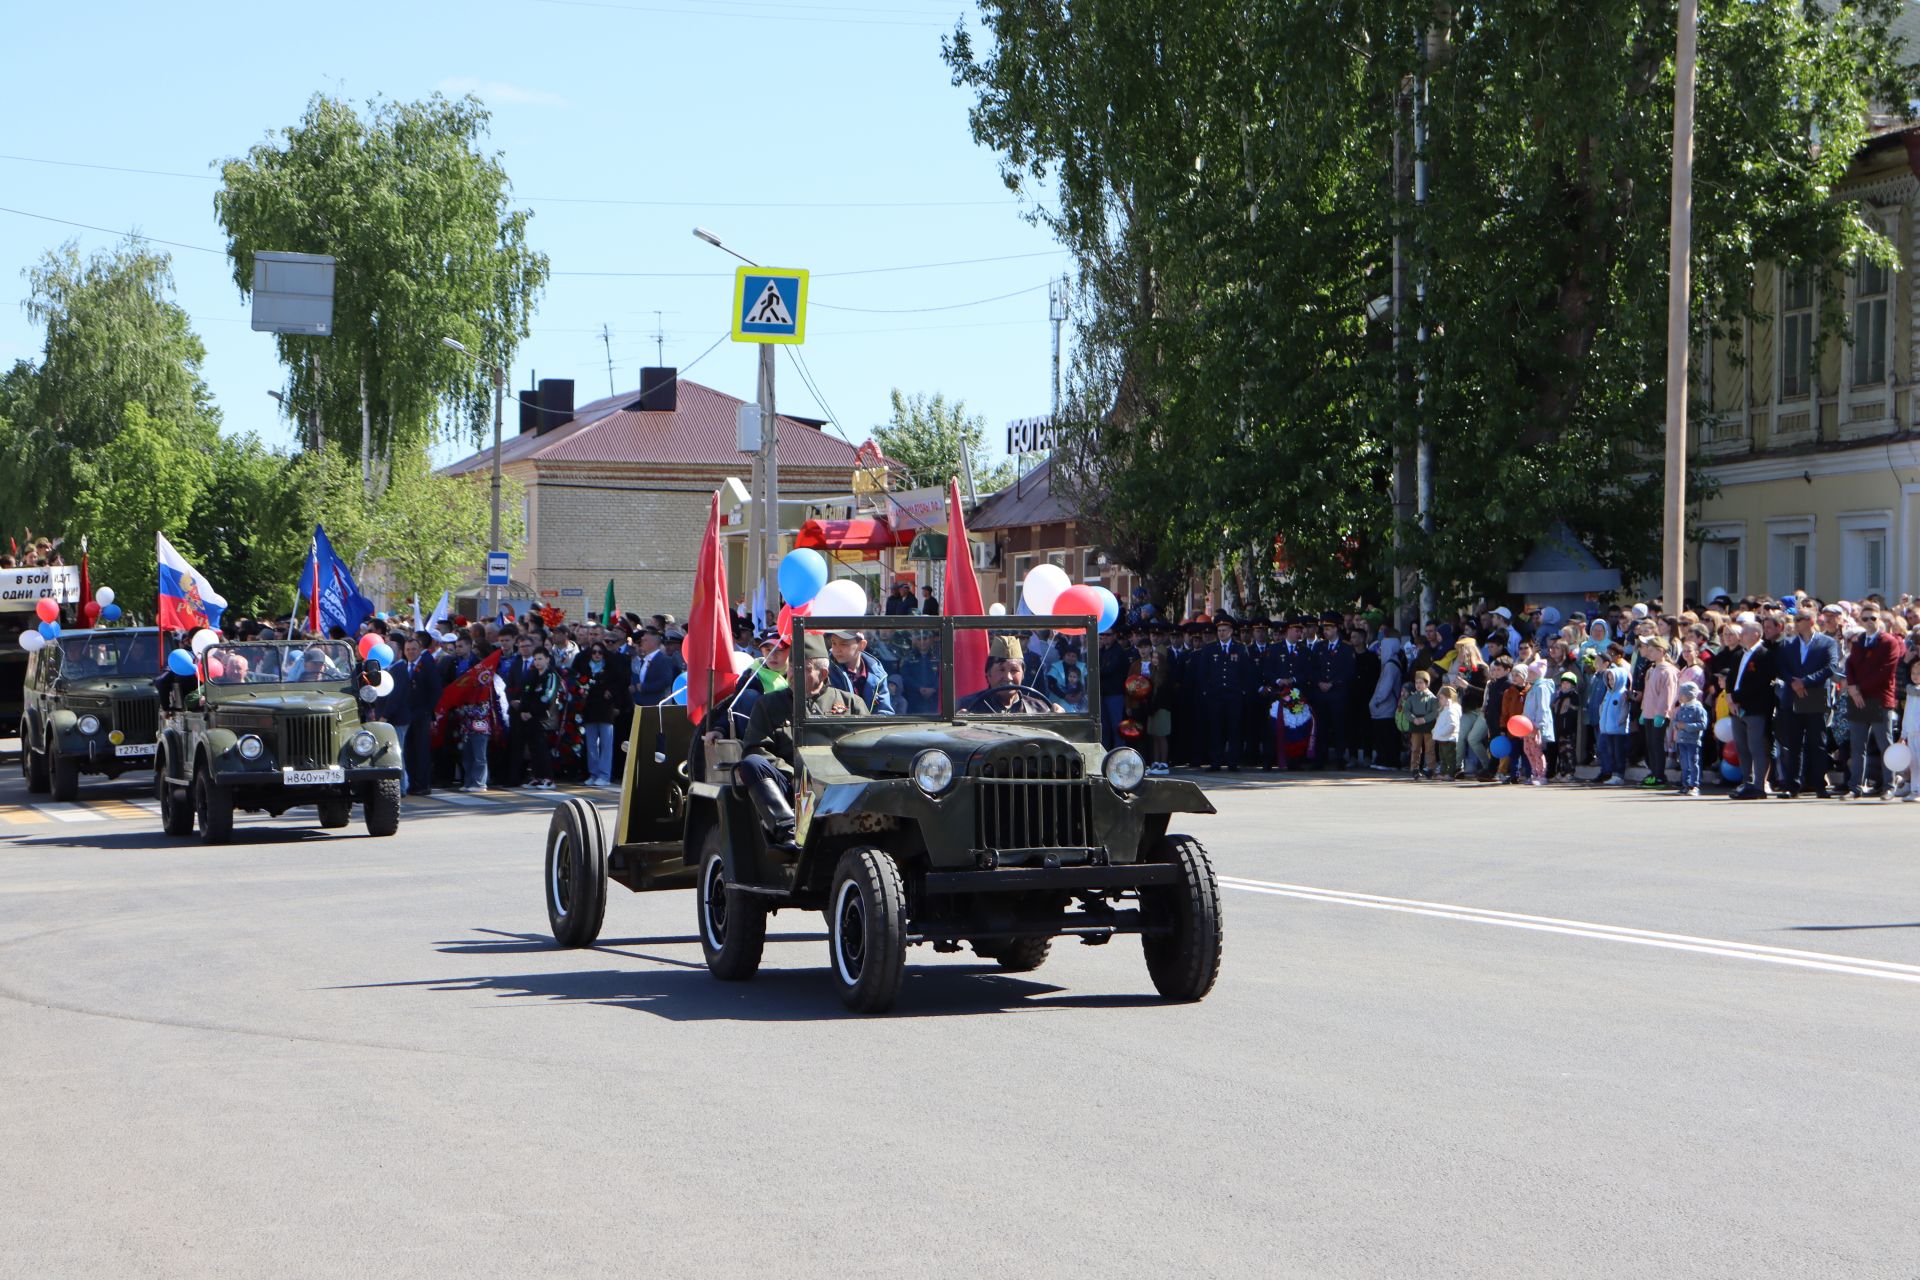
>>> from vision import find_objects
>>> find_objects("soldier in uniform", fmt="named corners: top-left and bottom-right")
top-left (960, 636), bottom-right (1058, 714)
top-left (1244, 618), bottom-right (1276, 770)
top-left (1198, 615), bottom-right (1253, 770)
top-left (737, 632), bottom-right (867, 850)
top-left (1308, 610), bottom-right (1356, 768)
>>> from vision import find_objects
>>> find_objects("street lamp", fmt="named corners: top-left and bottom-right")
top-left (443, 335), bottom-right (508, 620)
top-left (692, 227), bottom-right (777, 623)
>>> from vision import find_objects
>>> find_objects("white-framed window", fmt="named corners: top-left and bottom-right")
top-left (1850, 249), bottom-right (1890, 387)
top-left (1767, 516), bottom-right (1816, 598)
top-left (1839, 511), bottom-right (1893, 601)
top-left (1697, 522), bottom-right (1745, 599)
top-left (1780, 268), bottom-right (1815, 400)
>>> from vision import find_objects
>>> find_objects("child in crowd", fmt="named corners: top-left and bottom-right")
top-left (1552, 671), bottom-right (1580, 778)
top-left (1521, 663), bottom-right (1555, 786)
top-left (1433, 685), bottom-right (1462, 779)
top-left (1404, 670), bottom-right (1439, 778)
top-left (1597, 645), bottom-right (1635, 787)
top-left (1672, 680), bottom-right (1709, 796)
top-left (1501, 665), bottom-right (1532, 783)
top-left (1638, 639), bottom-right (1678, 789)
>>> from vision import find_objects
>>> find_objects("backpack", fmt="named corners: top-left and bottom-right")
top-left (1394, 687), bottom-right (1413, 733)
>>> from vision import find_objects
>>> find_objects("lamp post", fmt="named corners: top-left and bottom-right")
top-left (694, 227), bottom-right (778, 621)
top-left (442, 336), bottom-right (507, 620)
top-left (1661, 0), bottom-right (1700, 616)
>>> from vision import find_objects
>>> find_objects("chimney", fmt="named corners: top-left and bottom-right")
top-left (518, 388), bottom-right (540, 434)
top-left (637, 366), bottom-right (677, 412)
top-left (536, 378), bottom-right (574, 433)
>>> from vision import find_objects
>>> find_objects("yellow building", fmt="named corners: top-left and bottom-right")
top-left (1691, 123), bottom-right (1920, 603)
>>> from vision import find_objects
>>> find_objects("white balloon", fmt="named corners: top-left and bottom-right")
top-left (811, 579), bottom-right (870, 618)
top-left (1022, 563), bottom-right (1071, 614)
top-left (987, 603), bottom-right (1008, 616)
top-left (1713, 717), bottom-right (1735, 744)
top-left (1884, 742), bottom-right (1913, 774)
top-left (189, 628), bottom-right (221, 657)
top-left (94, 586), bottom-right (114, 606)
top-left (374, 671), bottom-right (395, 697)
top-left (18, 631), bottom-right (45, 652)
top-left (730, 648), bottom-right (757, 676)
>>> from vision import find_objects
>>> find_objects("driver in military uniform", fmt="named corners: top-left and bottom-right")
top-left (737, 632), bottom-right (867, 850)
top-left (958, 635), bottom-right (1059, 715)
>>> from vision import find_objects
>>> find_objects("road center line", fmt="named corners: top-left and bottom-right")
top-left (1218, 875), bottom-right (1920, 986)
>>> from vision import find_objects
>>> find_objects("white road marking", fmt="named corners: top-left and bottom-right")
top-left (36, 804), bottom-right (105, 824)
top-left (430, 792), bottom-right (497, 807)
top-left (1218, 875), bottom-right (1920, 987)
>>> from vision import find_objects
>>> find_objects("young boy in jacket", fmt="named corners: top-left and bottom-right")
top-left (1403, 669), bottom-right (1439, 778)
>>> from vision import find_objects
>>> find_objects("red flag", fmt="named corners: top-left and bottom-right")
top-left (684, 490), bottom-right (735, 725)
top-left (78, 550), bottom-right (91, 615)
top-left (430, 650), bottom-right (501, 749)
top-left (306, 538), bottom-right (321, 636)
top-left (945, 477), bottom-right (988, 701)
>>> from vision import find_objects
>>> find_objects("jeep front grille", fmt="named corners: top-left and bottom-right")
top-left (976, 749), bottom-right (1091, 851)
top-left (281, 714), bottom-right (335, 771)
top-left (113, 697), bottom-right (158, 745)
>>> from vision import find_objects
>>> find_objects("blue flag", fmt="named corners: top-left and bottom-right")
top-left (297, 524), bottom-right (375, 635)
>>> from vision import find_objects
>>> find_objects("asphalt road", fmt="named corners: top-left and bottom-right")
top-left (3, 760), bottom-right (1918, 1279)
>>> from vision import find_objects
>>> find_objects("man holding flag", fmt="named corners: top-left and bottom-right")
top-left (157, 533), bottom-right (227, 633)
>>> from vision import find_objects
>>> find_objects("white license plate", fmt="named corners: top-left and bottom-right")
top-left (284, 767), bottom-right (345, 786)
top-left (114, 743), bottom-right (156, 758)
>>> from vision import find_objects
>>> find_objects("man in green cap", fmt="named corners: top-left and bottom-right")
top-left (959, 635), bottom-right (1059, 715)
top-left (736, 631), bottom-right (867, 850)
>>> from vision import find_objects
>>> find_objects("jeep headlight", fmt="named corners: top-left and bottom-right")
top-left (911, 749), bottom-right (955, 797)
top-left (237, 734), bottom-right (265, 761)
top-left (76, 714), bottom-right (101, 736)
top-left (1103, 746), bottom-right (1146, 792)
top-left (350, 730), bottom-right (379, 758)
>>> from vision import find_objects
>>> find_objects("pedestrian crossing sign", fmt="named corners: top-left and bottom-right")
top-left (732, 267), bottom-right (809, 344)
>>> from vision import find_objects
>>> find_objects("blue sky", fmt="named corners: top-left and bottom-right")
top-left (0, 0), bottom-right (1066, 469)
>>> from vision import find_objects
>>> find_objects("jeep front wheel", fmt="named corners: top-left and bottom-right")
top-left (195, 762), bottom-right (234, 845)
top-left (49, 738), bottom-right (79, 802)
top-left (157, 754), bottom-right (193, 836)
top-left (24, 734), bottom-right (49, 795)
top-left (827, 847), bottom-right (907, 1014)
top-left (1140, 834), bottom-right (1223, 1001)
top-left (363, 779), bottom-right (401, 837)
top-left (697, 826), bottom-right (766, 981)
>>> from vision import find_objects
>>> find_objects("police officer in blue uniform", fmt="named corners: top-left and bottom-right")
top-left (1308, 610), bottom-right (1355, 768)
top-left (1198, 614), bottom-right (1254, 770)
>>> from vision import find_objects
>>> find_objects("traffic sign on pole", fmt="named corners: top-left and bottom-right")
top-left (731, 267), bottom-right (809, 344)
top-left (486, 552), bottom-right (510, 586)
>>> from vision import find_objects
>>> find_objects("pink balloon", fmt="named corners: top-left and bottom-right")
top-left (1506, 715), bottom-right (1534, 737)
top-left (204, 656), bottom-right (226, 680)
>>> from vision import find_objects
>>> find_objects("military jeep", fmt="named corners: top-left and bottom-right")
top-left (19, 628), bottom-right (164, 800)
top-left (541, 615), bottom-right (1222, 1013)
top-left (155, 640), bottom-right (405, 844)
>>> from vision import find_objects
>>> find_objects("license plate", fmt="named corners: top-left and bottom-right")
top-left (284, 767), bottom-right (345, 786)
top-left (114, 743), bottom-right (156, 758)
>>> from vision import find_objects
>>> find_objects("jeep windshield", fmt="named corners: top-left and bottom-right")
top-left (205, 641), bottom-right (356, 686)
top-left (58, 632), bottom-right (161, 678)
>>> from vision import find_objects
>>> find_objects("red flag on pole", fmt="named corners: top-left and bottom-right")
top-left (430, 650), bottom-right (502, 749)
top-left (78, 546), bottom-right (91, 616)
top-left (945, 477), bottom-right (988, 701)
top-left (685, 490), bottom-right (736, 726)
top-left (306, 537), bottom-right (321, 637)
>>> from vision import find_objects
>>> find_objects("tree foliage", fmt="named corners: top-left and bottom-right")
top-left (214, 93), bottom-right (550, 469)
top-left (66, 404), bottom-right (218, 604)
top-left (947, 0), bottom-right (1915, 611)
top-left (372, 445), bottom-right (526, 603)
top-left (873, 388), bottom-right (1015, 492)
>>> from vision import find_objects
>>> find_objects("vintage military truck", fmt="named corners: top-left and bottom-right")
top-left (541, 615), bottom-right (1222, 1014)
top-left (155, 640), bottom-right (404, 843)
top-left (19, 627), bottom-right (164, 800)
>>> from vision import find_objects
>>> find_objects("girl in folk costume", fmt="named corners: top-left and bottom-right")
top-left (1275, 685), bottom-right (1314, 765)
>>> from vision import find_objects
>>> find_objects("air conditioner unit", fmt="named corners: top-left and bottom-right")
top-left (971, 540), bottom-right (1000, 570)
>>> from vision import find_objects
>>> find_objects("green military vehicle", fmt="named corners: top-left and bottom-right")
top-left (541, 614), bottom-right (1223, 1013)
top-left (155, 640), bottom-right (405, 844)
top-left (19, 628), bottom-right (165, 800)
top-left (2, 565), bottom-right (81, 744)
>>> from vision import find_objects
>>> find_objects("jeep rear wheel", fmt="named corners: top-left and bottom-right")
top-left (973, 937), bottom-right (1051, 973)
top-left (157, 754), bottom-right (193, 836)
top-left (24, 736), bottom-right (50, 795)
top-left (544, 797), bottom-right (607, 947)
top-left (363, 779), bottom-right (401, 837)
top-left (698, 825), bottom-right (766, 981)
top-left (828, 847), bottom-right (907, 1014)
top-left (317, 796), bottom-right (353, 828)
top-left (195, 762), bottom-right (234, 845)
top-left (1140, 834), bottom-right (1223, 1001)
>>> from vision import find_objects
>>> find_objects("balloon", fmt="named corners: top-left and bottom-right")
top-left (1091, 585), bottom-right (1121, 634)
top-left (369, 642), bottom-right (396, 669)
top-left (38, 621), bottom-right (60, 639)
top-left (1720, 761), bottom-right (1744, 783)
top-left (1051, 585), bottom-right (1104, 636)
top-left (18, 632), bottom-right (45, 653)
top-left (82, 601), bottom-right (101, 624)
top-left (668, 672), bottom-right (689, 705)
top-left (203, 656), bottom-right (225, 680)
top-left (1021, 563), bottom-right (1071, 615)
top-left (1507, 715), bottom-right (1534, 738)
top-left (95, 586), bottom-right (115, 606)
top-left (987, 603), bottom-right (1008, 616)
top-left (775, 601), bottom-right (811, 645)
top-left (373, 670), bottom-right (395, 697)
top-left (1713, 717), bottom-right (1735, 744)
top-left (778, 548), bottom-right (830, 606)
top-left (34, 598), bottom-right (58, 622)
top-left (358, 633), bottom-right (380, 659)
top-left (729, 648), bottom-right (757, 676)
top-left (812, 578), bottom-right (869, 618)
top-left (1490, 736), bottom-right (1512, 759)
top-left (1117, 719), bottom-right (1143, 741)
top-left (1884, 742), bottom-right (1914, 774)
top-left (99, 603), bottom-right (122, 622)
top-left (189, 629), bottom-right (220, 657)
top-left (167, 649), bottom-right (196, 677)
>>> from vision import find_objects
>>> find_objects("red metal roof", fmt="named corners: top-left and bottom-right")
top-left (441, 379), bottom-right (867, 474)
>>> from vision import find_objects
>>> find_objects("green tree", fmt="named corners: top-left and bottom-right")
top-left (214, 93), bottom-right (551, 473)
top-left (66, 404), bottom-right (217, 603)
top-left (189, 434), bottom-right (313, 619)
top-left (371, 444), bottom-right (525, 602)
top-left (873, 389), bottom-right (1015, 492)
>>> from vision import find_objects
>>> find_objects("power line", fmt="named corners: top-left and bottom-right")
top-left (531, 0), bottom-right (950, 28)
top-left (811, 281), bottom-right (1047, 314)
top-left (0, 204), bottom-right (226, 256)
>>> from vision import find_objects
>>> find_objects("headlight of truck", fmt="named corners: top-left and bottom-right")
top-left (1103, 747), bottom-right (1146, 791)
top-left (350, 730), bottom-right (379, 757)
top-left (77, 714), bottom-right (101, 736)
top-left (237, 734), bottom-right (265, 761)
top-left (911, 749), bottom-right (955, 796)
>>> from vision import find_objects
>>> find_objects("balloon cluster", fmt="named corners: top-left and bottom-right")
top-left (1019, 565), bottom-right (1119, 635)
top-left (81, 586), bottom-right (121, 625)
top-left (357, 633), bottom-right (397, 668)
top-left (774, 548), bottom-right (873, 644)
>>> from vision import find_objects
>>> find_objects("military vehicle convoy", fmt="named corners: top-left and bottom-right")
top-left (19, 628), bottom-right (164, 800)
top-left (541, 615), bottom-right (1222, 1014)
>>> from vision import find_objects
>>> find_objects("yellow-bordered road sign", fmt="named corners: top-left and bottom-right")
top-left (731, 266), bottom-right (809, 344)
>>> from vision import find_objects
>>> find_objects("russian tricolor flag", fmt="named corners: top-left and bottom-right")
top-left (156, 532), bottom-right (226, 632)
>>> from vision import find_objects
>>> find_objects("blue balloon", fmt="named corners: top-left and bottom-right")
top-left (1092, 585), bottom-right (1121, 634)
top-left (369, 642), bottom-right (396, 668)
top-left (99, 602), bottom-right (122, 622)
top-left (778, 548), bottom-right (830, 606)
top-left (37, 620), bottom-right (60, 639)
top-left (1489, 736), bottom-right (1512, 759)
top-left (668, 672), bottom-right (689, 705)
top-left (1719, 761), bottom-right (1744, 783)
top-left (167, 649), bottom-right (196, 677)
top-left (1014, 596), bottom-right (1034, 617)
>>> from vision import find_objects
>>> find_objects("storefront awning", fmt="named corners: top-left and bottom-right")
top-left (794, 518), bottom-right (914, 552)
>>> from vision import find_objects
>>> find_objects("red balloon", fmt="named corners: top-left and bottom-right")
top-left (358, 632), bottom-right (380, 659)
top-left (1722, 742), bottom-right (1739, 765)
top-left (776, 601), bottom-right (812, 646)
top-left (82, 601), bottom-right (101, 623)
top-left (1117, 719), bottom-right (1143, 740)
top-left (35, 598), bottom-right (59, 622)
top-left (204, 656), bottom-right (225, 680)
top-left (1052, 584), bottom-right (1103, 636)
top-left (1506, 715), bottom-right (1534, 737)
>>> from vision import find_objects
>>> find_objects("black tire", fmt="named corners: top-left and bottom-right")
top-left (195, 761), bottom-right (234, 845)
top-left (827, 847), bottom-right (908, 1014)
top-left (49, 738), bottom-right (79, 802)
top-left (24, 736), bottom-right (50, 795)
top-left (544, 797), bottom-right (607, 947)
top-left (363, 779), bottom-right (401, 837)
top-left (317, 796), bottom-right (353, 829)
top-left (1140, 834), bottom-right (1223, 1001)
top-left (972, 936), bottom-right (1051, 973)
top-left (156, 753), bottom-right (194, 837)
top-left (697, 825), bottom-right (767, 980)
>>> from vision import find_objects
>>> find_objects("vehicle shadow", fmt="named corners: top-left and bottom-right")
top-left (8, 827), bottom-right (333, 850)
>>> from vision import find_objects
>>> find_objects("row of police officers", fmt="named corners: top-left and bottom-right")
top-left (1175, 612), bottom-right (1356, 771)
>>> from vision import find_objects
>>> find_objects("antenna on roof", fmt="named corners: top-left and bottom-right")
top-left (600, 325), bottom-right (615, 397)
top-left (653, 311), bottom-right (665, 368)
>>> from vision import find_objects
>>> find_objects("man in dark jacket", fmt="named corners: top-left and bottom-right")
top-left (1197, 616), bottom-right (1253, 770)
top-left (1842, 606), bottom-right (1905, 797)
top-left (1097, 629), bottom-right (1133, 748)
top-left (1775, 610), bottom-right (1839, 796)
top-left (401, 633), bottom-right (443, 796)
top-left (632, 628), bottom-right (685, 705)
top-left (1728, 620), bottom-right (1778, 798)
top-left (1309, 612), bottom-right (1356, 768)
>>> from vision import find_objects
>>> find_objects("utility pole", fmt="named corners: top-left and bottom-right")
top-left (308, 349), bottom-right (323, 452)
top-left (1413, 34), bottom-right (1436, 627)
top-left (601, 324), bottom-right (616, 397)
top-left (1391, 84), bottom-right (1413, 630)
top-left (489, 363), bottom-right (505, 621)
top-left (1048, 276), bottom-right (1068, 417)
top-left (1662, 0), bottom-right (1700, 616)
top-left (759, 342), bottom-right (778, 618)
top-left (654, 311), bottom-right (666, 368)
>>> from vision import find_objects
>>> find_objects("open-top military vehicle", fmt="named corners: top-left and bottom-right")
top-left (541, 614), bottom-right (1222, 1013)
top-left (155, 640), bottom-right (405, 843)
top-left (20, 628), bottom-right (164, 800)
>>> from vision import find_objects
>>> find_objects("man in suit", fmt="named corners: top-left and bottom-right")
top-left (1728, 619), bottom-right (1778, 798)
top-left (1198, 615), bottom-right (1253, 770)
top-left (402, 633), bottom-right (444, 796)
top-left (496, 633), bottom-right (538, 786)
top-left (632, 627), bottom-right (685, 706)
top-left (1775, 610), bottom-right (1839, 797)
